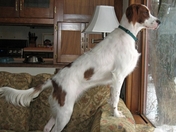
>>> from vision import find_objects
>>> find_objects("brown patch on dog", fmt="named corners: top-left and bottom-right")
top-left (84, 68), bottom-right (94, 80)
top-left (54, 68), bottom-right (60, 74)
top-left (33, 80), bottom-right (50, 93)
top-left (54, 63), bottom-right (73, 75)
top-left (64, 62), bottom-right (73, 68)
top-left (126, 4), bottom-right (149, 24)
top-left (34, 83), bottom-right (43, 91)
top-left (52, 79), bottom-right (66, 106)
top-left (65, 62), bottom-right (73, 68)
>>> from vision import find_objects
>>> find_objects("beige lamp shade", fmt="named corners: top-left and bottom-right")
top-left (83, 5), bottom-right (119, 34)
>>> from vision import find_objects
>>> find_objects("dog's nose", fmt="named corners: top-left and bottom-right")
top-left (156, 19), bottom-right (161, 25)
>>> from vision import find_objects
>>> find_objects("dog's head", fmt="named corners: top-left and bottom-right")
top-left (126, 4), bottom-right (160, 29)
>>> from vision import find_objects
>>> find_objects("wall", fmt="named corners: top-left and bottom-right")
top-left (0, 67), bottom-right (55, 75)
top-left (0, 25), bottom-right (53, 46)
top-left (0, 26), bottom-right (55, 75)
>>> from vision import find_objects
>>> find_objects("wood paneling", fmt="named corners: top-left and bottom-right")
top-left (64, 0), bottom-right (90, 15)
top-left (54, 0), bottom-right (123, 64)
top-left (57, 22), bottom-right (86, 62)
top-left (125, 0), bottom-right (147, 115)
top-left (20, 0), bottom-right (54, 18)
top-left (63, 0), bottom-right (114, 15)
top-left (0, 18), bottom-right (54, 25)
top-left (0, 0), bottom-right (54, 18)
top-left (61, 31), bottom-right (81, 55)
top-left (114, 0), bottom-right (123, 21)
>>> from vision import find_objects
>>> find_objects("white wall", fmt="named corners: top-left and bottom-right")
top-left (0, 26), bottom-right (53, 46)
top-left (0, 67), bottom-right (55, 75)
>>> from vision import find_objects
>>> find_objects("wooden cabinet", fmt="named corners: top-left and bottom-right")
top-left (54, 0), bottom-right (121, 63)
top-left (63, 0), bottom-right (114, 15)
top-left (55, 22), bottom-right (102, 63)
top-left (0, 0), bottom-right (19, 17)
top-left (56, 22), bottom-right (89, 62)
top-left (0, 0), bottom-right (55, 24)
top-left (21, 0), bottom-right (54, 18)
top-left (0, 0), bottom-right (54, 18)
top-left (0, 0), bottom-right (123, 64)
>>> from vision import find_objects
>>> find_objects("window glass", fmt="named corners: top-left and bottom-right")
top-left (24, 0), bottom-right (49, 8)
top-left (145, 0), bottom-right (176, 131)
top-left (0, 0), bottom-right (14, 7)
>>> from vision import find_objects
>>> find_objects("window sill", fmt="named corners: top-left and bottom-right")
top-left (133, 114), bottom-right (154, 126)
top-left (133, 114), bottom-right (146, 124)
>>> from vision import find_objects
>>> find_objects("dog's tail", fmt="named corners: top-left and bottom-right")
top-left (0, 79), bottom-right (52, 107)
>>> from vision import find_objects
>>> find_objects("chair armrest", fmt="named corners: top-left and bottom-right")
top-left (91, 99), bottom-right (136, 132)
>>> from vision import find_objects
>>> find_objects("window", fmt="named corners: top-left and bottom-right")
top-left (144, 0), bottom-right (176, 131)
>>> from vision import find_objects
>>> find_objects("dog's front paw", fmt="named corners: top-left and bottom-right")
top-left (114, 110), bottom-right (125, 118)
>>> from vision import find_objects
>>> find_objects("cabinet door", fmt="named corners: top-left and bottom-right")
top-left (20, 0), bottom-right (54, 18)
top-left (57, 22), bottom-right (86, 62)
top-left (0, 0), bottom-right (19, 17)
top-left (64, 0), bottom-right (114, 15)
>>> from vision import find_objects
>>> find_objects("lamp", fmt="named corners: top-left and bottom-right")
top-left (83, 5), bottom-right (119, 43)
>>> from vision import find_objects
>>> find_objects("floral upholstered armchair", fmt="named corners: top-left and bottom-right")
top-left (0, 71), bottom-right (154, 132)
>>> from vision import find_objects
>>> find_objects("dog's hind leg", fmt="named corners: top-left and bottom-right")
top-left (51, 98), bottom-right (75, 132)
top-left (111, 71), bottom-right (125, 118)
top-left (43, 117), bottom-right (55, 132)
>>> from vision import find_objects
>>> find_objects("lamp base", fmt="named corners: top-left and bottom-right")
top-left (91, 32), bottom-right (107, 43)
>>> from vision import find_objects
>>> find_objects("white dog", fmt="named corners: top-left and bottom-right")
top-left (0, 4), bottom-right (160, 132)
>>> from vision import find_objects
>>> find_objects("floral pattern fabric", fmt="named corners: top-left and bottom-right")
top-left (29, 73), bottom-right (53, 131)
top-left (136, 124), bottom-right (154, 132)
top-left (99, 100), bottom-right (136, 132)
top-left (0, 72), bottom-right (154, 132)
top-left (63, 85), bottom-right (111, 132)
top-left (0, 72), bottom-right (32, 132)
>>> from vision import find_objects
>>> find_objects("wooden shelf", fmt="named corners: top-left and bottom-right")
top-left (13, 58), bottom-right (53, 62)
top-left (23, 47), bottom-right (53, 52)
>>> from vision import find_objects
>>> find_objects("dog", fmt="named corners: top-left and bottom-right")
top-left (0, 4), bottom-right (160, 132)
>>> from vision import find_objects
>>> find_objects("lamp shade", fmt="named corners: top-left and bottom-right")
top-left (83, 5), bottom-right (119, 34)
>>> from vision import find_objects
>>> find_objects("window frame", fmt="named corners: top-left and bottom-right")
top-left (125, 0), bottom-right (154, 125)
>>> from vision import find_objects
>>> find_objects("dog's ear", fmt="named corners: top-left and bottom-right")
top-left (126, 5), bottom-right (133, 23)
top-left (126, 4), bottom-right (140, 24)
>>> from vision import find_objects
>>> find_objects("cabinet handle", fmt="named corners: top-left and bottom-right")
top-left (54, 25), bottom-right (58, 31)
top-left (15, 0), bottom-right (18, 11)
top-left (81, 44), bottom-right (84, 50)
top-left (81, 38), bottom-right (84, 50)
top-left (54, 6), bottom-right (56, 14)
top-left (55, 54), bottom-right (58, 59)
top-left (20, 0), bottom-right (22, 10)
top-left (85, 43), bottom-right (89, 50)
